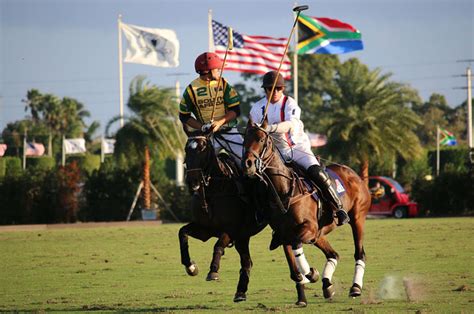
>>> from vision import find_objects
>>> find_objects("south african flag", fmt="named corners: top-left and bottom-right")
top-left (297, 14), bottom-right (363, 55)
top-left (440, 128), bottom-right (457, 146)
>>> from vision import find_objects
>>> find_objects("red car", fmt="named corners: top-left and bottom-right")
top-left (368, 176), bottom-right (418, 218)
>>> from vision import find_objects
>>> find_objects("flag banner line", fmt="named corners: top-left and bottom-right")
top-left (101, 138), bottom-right (116, 155)
top-left (297, 14), bottom-right (363, 55)
top-left (25, 142), bottom-right (45, 157)
top-left (64, 138), bottom-right (87, 154)
top-left (121, 23), bottom-right (179, 67)
top-left (0, 144), bottom-right (7, 157)
top-left (439, 127), bottom-right (457, 146)
top-left (212, 20), bottom-right (291, 79)
top-left (306, 132), bottom-right (328, 148)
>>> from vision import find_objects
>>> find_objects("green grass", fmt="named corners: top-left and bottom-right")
top-left (1, 218), bottom-right (473, 312)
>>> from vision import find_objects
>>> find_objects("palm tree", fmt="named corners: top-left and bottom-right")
top-left (322, 58), bottom-right (422, 183)
top-left (106, 76), bottom-right (186, 161)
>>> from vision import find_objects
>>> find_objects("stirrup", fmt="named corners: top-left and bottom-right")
top-left (336, 209), bottom-right (350, 226)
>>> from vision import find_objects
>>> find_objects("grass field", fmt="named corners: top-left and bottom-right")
top-left (1, 218), bottom-right (473, 312)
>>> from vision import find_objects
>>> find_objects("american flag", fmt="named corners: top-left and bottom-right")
top-left (0, 144), bottom-right (7, 157)
top-left (306, 132), bottom-right (327, 148)
top-left (212, 20), bottom-right (291, 79)
top-left (25, 142), bottom-right (45, 156)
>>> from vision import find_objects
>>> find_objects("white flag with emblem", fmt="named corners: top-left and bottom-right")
top-left (64, 138), bottom-right (86, 154)
top-left (101, 138), bottom-right (116, 155)
top-left (121, 23), bottom-right (179, 67)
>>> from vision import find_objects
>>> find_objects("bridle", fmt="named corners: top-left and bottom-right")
top-left (245, 124), bottom-right (306, 215)
top-left (245, 125), bottom-right (275, 179)
top-left (185, 135), bottom-right (213, 186)
top-left (185, 135), bottom-right (213, 211)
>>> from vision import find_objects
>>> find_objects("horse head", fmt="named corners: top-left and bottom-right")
top-left (242, 116), bottom-right (274, 178)
top-left (184, 131), bottom-right (213, 191)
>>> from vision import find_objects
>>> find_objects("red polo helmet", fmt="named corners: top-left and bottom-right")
top-left (194, 52), bottom-right (223, 73)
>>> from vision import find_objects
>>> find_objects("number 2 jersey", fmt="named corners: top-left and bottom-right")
top-left (179, 77), bottom-right (241, 128)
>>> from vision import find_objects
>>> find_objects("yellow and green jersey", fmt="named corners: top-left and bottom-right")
top-left (179, 77), bottom-right (240, 127)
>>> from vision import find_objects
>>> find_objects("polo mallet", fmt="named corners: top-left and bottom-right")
top-left (210, 26), bottom-right (234, 123)
top-left (261, 5), bottom-right (308, 124)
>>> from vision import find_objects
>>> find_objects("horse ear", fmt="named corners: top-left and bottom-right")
top-left (247, 116), bottom-right (254, 128)
top-left (261, 115), bottom-right (268, 128)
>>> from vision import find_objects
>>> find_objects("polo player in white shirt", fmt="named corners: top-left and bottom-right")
top-left (249, 71), bottom-right (349, 226)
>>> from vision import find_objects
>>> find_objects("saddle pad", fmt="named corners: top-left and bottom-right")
top-left (327, 168), bottom-right (346, 197)
top-left (302, 179), bottom-right (320, 203)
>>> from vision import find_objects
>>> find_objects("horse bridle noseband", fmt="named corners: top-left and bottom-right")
top-left (186, 135), bottom-right (213, 184)
top-left (245, 126), bottom-right (275, 177)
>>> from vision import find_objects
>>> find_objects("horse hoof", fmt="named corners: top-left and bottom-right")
top-left (322, 279), bottom-right (335, 299)
top-left (295, 301), bottom-right (307, 307)
top-left (185, 262), bottom-right (199, 276)
top-left (233, 292), bottom-right (246, 302)
top-left (206, 271), bottom-right (219, 281)
top-left (306, 267), bottom-right (319, 283)
top-left (349, 283), bottom-right (362, 297)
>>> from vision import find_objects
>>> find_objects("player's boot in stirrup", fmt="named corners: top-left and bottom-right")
top-left (307, 165), bottom-right (350, 226)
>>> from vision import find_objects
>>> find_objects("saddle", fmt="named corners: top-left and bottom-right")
top-left (216, 150), bottom-right (248, 203)
top-left (284, 161), bottom-right (324, 220)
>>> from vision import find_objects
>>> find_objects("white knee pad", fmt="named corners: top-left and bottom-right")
top-left (293, 247), bottom-right (311, 275)
top-left (322, 258), bottom-right (338, 281)
top-left (352, 259), bottom-right (366, 288)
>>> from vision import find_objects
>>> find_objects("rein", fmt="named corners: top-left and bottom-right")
top-left (248, 126), bottom-right (315, 214)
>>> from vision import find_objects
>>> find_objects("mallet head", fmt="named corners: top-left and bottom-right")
top-left (293, 5), bottom-right (309, 12)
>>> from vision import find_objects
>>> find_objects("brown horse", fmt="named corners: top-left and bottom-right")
top-left (180, 130), bottom-right (320, 306)
top-left (242, 119), bottom-right (371, 303)
top-left (178, 131), bottom-right (267, 302)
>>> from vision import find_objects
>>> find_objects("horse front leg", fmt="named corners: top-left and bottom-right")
top-left (349, 211), bottom-right (367, 297)
top-left (233, 237), bottom-right (252, 302)
top-left (206, 233), bottom-right (232, 281)
top-left (314, 236), bottom-right (339, 299)
top-left (283, 244), bottom-right (307, 307)
top-left (178, 222), bottom-right (213, 276)
top-left (292, 242), bottom-right (320, 284)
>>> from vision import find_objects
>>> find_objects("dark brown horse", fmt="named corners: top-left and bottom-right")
top-left (242, 119), bottom-right (371, 303)
top-left (180, 130), bottom-right (320, 306)
top-left (178, 131), bottom-right (267, 302)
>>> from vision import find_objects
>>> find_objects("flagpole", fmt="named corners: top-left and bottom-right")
top-left (118, 14), bottom-right (124, 128)
top-left (100, 135), bottom-right (105, 163)
top-left (467, 67), bottom-right (472, 149)
top-left (293, 2), bottom-right (298, 103)
top-left (22, 129), bottom-right (27, 170)
top-left (436, 125), bottom-right (440, 176)
top-left (62, 135), bottom-right (65, 167)
top-left (208, 9), bottom-right (214, 51)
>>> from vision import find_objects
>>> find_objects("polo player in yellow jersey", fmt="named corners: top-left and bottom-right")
top-left (179, 52), bottom-right (243, 166)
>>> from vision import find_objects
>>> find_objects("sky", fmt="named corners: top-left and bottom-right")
top-left (1, 0), bottom-right (473, 135)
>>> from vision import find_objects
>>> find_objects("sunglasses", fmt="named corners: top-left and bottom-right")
top-left (265, 87), bottom-right (284, 92)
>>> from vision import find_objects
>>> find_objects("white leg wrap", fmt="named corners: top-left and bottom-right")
top-left (293, 247), bottom-right (311, 275)
top-left (322, 258), bottom-right (338, 281)
top-left (352, 259), bottom-right (365, 288)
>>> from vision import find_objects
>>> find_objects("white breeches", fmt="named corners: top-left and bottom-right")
top-left (212, 128), bottom-right (243, 167)
top-left (280, 144), bottom-right (320, 169)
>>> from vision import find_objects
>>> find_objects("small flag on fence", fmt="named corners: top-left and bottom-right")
top-left (306, 132), bottom-right (328, 148)
top-left (25, 142), bottom-right (45, 156)
top-left (0, 144), bottom-right (7, 157)
top-left (121, 23), bottom-right (180, 67)
top-left (297, 14), bottom-right (363, 54)
top-left (64, 138), bottom-right (86, 154)
top-left (212, 20), bottom-right (291, 79)
top-left (439, 128), bottom-right (457, 146)
top-left (101, 138), bottom-right (116, 155)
